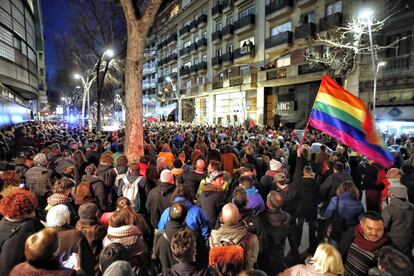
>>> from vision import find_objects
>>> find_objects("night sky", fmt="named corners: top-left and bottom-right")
top-left (41, 0), bottom-right (72, 80)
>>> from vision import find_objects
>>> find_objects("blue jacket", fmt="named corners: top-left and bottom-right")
top-left (324, 192), bottom-right (364, 228)
top-left (158, 196), bottom-right (210, 239)
top-left (246, 186), bottom-right (265, 215)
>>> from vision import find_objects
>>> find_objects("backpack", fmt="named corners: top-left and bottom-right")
top-left (208, 235), bottom-right (249, 274)
top-left (121, 175), bottom-right (143, 212)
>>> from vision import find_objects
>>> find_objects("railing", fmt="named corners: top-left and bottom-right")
top-left (198, 61), bottom-right (207, 70)
top-left (295, 23), bottom-right (316, 39)
top-left (265, 0), bottom-right (293, 15)
top-left (222, 24), bottom-right (234, 37)
top-left (212, 30), bottom-right (222, 41)
top-left (180, 66), bottom-right (190, 76)
top-left (234, 14), bottom-right (255, 31)
top-left (298, 63), bottom-right (324, 74)
top-left (197, 37), bottom-right (207, 48)
top-left (179, 25), bottom-right (190, 36)
top-left (197, 14), bottom-right (208, 26)
top-left (384, 54), bottom-right (411, 71)
top-left (266, 68), bottom-right (287, 80)
top-left (222, 52), bottom-right (234, 63)
top-left (265, 31), bottom-right (293, 49)
top-left (319, 12), bottom-right (342, 31)
top-left (179, 47), bottom-right (190, 56)
top-left (212, 4), bottom-right (222, 17)
top-left (212, 56), bottom-right (222, 66)
top-left (233, 45), bottom-right (255, 59)
top-left (213, 81), bottom-right (224, 89)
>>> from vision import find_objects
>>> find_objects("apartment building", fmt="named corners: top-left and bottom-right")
top-left (144, 0), bottom-right (413, 128)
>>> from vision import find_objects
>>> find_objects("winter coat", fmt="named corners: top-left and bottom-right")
top-left (153, 221), bottom-right (184, 276)
top-left (297, 177), bottom-right (319, 220)
top-left (221, 152), bottom-right (239, 177)
top-left (324, 192), bottom-right (364, 228)
top-left (97, 164), bottom-right (117, 189)
top-left (0, 218), bottom-right (44, 276)
top-left (209, 223), bottom-right (259, 270)
top-left (184, 170), bottom-right (206, 199)
top-left (382, 197), bottom-right (414, 256)
top-left (401, 167), bottom-right (414, 204)
top-left (24, 165), bottom-right (53, 199)
top-left (280, 262), bottom-right (338, 276)
top-left (145, 182), bottom-right (176, 229)
top-left (207, 148), bottom-right (221, 163)
top-left (53, 225), bottom-right (95, 276)
top-left (116, 172), bottom-right (150, 214)
top-left (10, 260), bottom-right (78, 276)
top-left (82, 175), bottom-right (107, 211)
top-left (168, 262), bottom-right (206, 276)
top-left (85, 150), bottom-right (99, 167)
top-left (320, 171), bottom-right (352, 203)
top-left (198, 184), bottom-right (227, 230)
top-left (253, 208), bottom-right (291, 275)
top-left (158, 196), bottom-right (209, 240)
top-left (245, 186), bottom-right (265, 215)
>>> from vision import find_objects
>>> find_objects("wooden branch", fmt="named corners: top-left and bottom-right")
top-left (120, 0), bottom-right (137, 22)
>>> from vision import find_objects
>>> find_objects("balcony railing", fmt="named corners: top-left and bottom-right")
top-left (180, 66), bottom-right (190, 76)
top-left (166, 33), bottom-right (177, 45)
top-left (189, 43), bottom-right (198, 53)
top-left (212, 56), bottom-right (222, 66)
top-left (229, 76), bottom-right (243, 86)
top-left (222, 24), bottom-right (234, 38)
top-left (190, 64), bottom-right (198, 73)
top-left (198, 61), bottom-right (207, 71)
top-left (179, 47), bottom-right (190, 56)
top-left (234, 14), bottom-right (255, 32)
top-left (265, 31), bottom-right (293, 49)
top-left (197, 14), bottom-right (208, 27)
top-left (213, 81), bottom-right (224, 89)
top-left (190, 20), bottom-right (198, 31)
top-left (266, 68), bottom-right (287, 80)
top-left (295, 23), bottom-right (316, 39)
top-left (197, 37), bottom-right (208, 49)
top-left (319, 12), bottom-right (342, 31)
top-left (384, 54), bottom-right (411, 71)
top-left (265, 0), bottom-right (293, 15)
top-left (234, 45), bottom-right (255, 59)
top-left (212, 30), bottom-right (222, 43)
top-left (222, 0), bottom-right (233, 11)
top-left (179, 25), bottom-right (190, 36)
top-left (212, 4), bottom-right (222, 18)
top-left (298, 63), bottom-right (324, 75)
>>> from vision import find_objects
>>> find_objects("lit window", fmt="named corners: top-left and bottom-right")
top-left (271, 21), bottom-right (291, 36)
top-left (239, 6), bottom-right (255, 19)
top-left (277, 55), bottom-right (291, 68)
top-left (239, 36), bottom-right (254, 48)
top-left (326, 1), bottom-right (342, 16)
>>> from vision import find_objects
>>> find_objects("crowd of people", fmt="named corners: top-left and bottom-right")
top-left (0, 121), bottom-right (413, 276)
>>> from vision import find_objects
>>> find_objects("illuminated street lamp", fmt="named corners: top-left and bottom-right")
top-left (165, 75), bottom-right (181, 122)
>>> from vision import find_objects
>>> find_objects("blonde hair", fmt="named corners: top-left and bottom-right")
top-left (310, 244), bottom-right (345, 275)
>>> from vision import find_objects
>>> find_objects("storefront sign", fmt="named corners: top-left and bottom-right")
top-left (277, 101), bottom-right (295, 111)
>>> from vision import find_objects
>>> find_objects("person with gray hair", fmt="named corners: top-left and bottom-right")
top-left (46, 204), bottom-right (95, 275)
top-left (24, 152), bottom-right (53, 207)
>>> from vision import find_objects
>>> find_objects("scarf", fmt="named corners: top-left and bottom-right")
top-left (354, 224), bottom-right (388, 252)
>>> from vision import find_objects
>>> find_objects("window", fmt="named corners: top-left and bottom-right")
top-left (239, 36), bottom-right (254, 48)
top-left (302, 12), bottom-right (315, 24)
top-left (326, 1), bottom-right (342, 16)
top-left (216, 21), bottom-right (222, 31)
top-left (193, 58), bottom-right (198, 65)
top-left (194, 36), bottom-right (199, 43)
top-left (271, 21), bottom-right (291, 36)
top-left (227, 68), bottom-right (232, 77)
top-left (227, 16), bottom-right (233, 25)
top-left (184, 40), bottom-right (191, 47)
top-left (202, 55), bottom-right (207, 62)
top-left (386, 31), bottom-right (411, 57)
top-left (227, 43), bottom-right (233, 53)
top-left (219, 72), bottom-right (224, 80)
top-left (172, 66), bottom-right (178, 73)
top-left (240, 65), bottom-right (250, 76)
top-left (216, 48), bottom-right (222, 57)
top-left (277, 54), bottom-right (291, 68)
top-left (239, 6), bottom-right (255, 18)
top-left (13, 37), bottom-right (21, 51)
top-left (184, 61), bottom-right (191, 67)
top-left (202, 31), bottom-right (207, 39)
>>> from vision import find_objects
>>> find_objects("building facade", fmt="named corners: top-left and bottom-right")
top-left (0, 0), bottom-right (46, 124)
top-left (144, 0), bottom-right (413, 128)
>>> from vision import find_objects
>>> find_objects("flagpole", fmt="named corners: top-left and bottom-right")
top-left (300, 120), bottom-right (310, 146)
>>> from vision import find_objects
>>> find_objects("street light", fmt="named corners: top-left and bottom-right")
top-left (359, 8), bottom-right (377, 116)
top-left (165, 76), bottom-right (181, 122)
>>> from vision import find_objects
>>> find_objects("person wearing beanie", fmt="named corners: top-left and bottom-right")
top-left (171, 159), bottom-right (184, 185)
top-left (46, 204), bottom-right (95, 276)
top-left (381, 185), bottom-right (414, 256)
top-left (103, 260), bottom-right (134, 276)
top-left (146, 169), bottom-right (176, 229)
top-left (24, 152), bottom-right (53, 205)
top-left (157, 144), bottom-right (175, 168)
top-left (258, 159), bottom-right (284, 200)
top-left (75, 203), bottom-right (106, 274)
top-left (82, 164), bottom-right (108, 211)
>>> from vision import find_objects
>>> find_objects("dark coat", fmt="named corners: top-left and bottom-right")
top-left (253, 208), bottom-right (291, 275)
top-left (324, 192), bottom-right (364, 228)
top-left (382, 197), bottom-right (414, 256)
top-left (401, 167), bottom-right (414, 204)
top-left (297, 177), bottom-right (319, 220)
top-left (116, 171), bottom-right (150, 214)
top-left (54, 225), bottom-right (95, 276)
top-left (184, 170), bottom-right (206, 199)
top-left (97, 164), bottom-right (116, 189)
top-left (168, 262), bottom-right (206, 276)
top-left (82, 175), bottom-right (107, 211)
top-left (10, 260), bottom-right (78, 276)
top-left (85, 150), bottom-right (99, 167)
top-left (0, 218), bottom-right (44, 276)
top-left (320, 171), bottom-right (352, 203)
top-left (206, 149), bottom-right (221, 163)
top-left (145, 182), bottom-right (176, 229)
top-left (198, 185), bottom-right (227, 229)
top-left (153, 221), bottom-right (184, 276)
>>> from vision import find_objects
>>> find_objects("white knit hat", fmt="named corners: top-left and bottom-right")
top-left (270, 159), bottom-right (282, 171)
top-left (107, 225), bottom-right (139, 238)
top-left (160, 169), bottom-right (174, 184)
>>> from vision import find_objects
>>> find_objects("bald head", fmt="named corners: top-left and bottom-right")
top-left (195, 159), bottom-right (205, 171)
top-left (220, 203), bottom-right (240, 226)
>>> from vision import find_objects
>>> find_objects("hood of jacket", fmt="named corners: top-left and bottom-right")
top-left (263, 208), bottom-right (290, 227)
top-left (82, 175), bottom-right (104, 185)
top-left (158, 182), bottom-right (176, 195)
top-left (211, 223), bottom-right (247, 245)
top-left (97, 164), bottom-right (113, 173)
top-left (390, 197), bottom-right (414, 210)
top-left (200, 183), bottom-right (222, 194)
top-left (245, 186), bottom-right (259, 196)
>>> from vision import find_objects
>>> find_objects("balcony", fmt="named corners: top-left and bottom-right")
top-left (265, 0), bottom-right (293, 21)
top-left (222, 0), bottom-right (233, 13)
top-left (234, 14), bottom-right (255, 35)
top-left (296, 0), bottom-right (317, 8)
top-left (167, 53), bottom-right (178, 64)
top-left (213, 81), bottom-right (224, 89)
top-left (179, 46), bottom-right (190, 57)
top-left (265, 31), bottom-right (293, 56)
top-left (319, 12), bottom-right (342, 31)
top-left (180, 66), bottom-right (190, 78)
top-left (266, 68), bottom-right (287, 80)
top-left (169, 72), bottom-right (178, 80)
top-left (298, 63), bottom-right (324, 75)
top-left (384, 54), bottom-right (411, 71)
top-left (295, 23), bottom-right (316, 40)
top-left (179, 25), bottom-right (190, 38)
top-left (189, 42), bottom-right (198, 54)
top-left (222, 52), bottom-right (234, 66)
top-left (222, 24), bottom-right (234, 40)
top-left (190, 20), bottom-right (198, 33)
top-left (190, 64), bottom-right (198, 76)
top-left (212, 56), bottom-right (222, 69)
top-left (234, 45), bottom-right (255, 63)
top-left (197, 14), bottom-right (208, 28)
top-left (198, 61), bottom-right (208, 73)
top-left (212, 4), bottom-right (222, 19)
top-left (197, 38), bottom-right (208, 51)
top-left (212, 30), bottom-right (222, 45)
top-left (167, 33), bottom-right (177, 46)
top-left (234, 0), bottom-right (249, 7)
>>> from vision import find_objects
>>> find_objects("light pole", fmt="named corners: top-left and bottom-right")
top-left (61, 97), bottom-right (69, 121)
top-left (373, 61), bottom-right (387, 114)
top-left (166, 76), bottom-right (181, 122)
top-left (359, 8), bottom-right (377, 114)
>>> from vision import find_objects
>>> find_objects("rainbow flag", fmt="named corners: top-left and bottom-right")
top-left (308, 75), bottom-right (394, 168)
